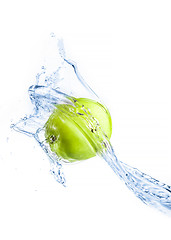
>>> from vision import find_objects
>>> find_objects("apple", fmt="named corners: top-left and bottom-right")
top-left (44, 98), bottom-right (112, 162)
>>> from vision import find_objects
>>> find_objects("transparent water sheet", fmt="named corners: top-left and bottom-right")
top-left (11, 35), bottom-right (171, 215)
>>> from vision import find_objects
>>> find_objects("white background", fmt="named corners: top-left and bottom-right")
top-left (0, 0), bottom-right (171, 239)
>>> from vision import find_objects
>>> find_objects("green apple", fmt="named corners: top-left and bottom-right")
top-left (44, 98), bottom-right (112, 162)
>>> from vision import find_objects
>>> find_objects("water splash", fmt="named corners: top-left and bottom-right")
top-left (11, 36), bottom-right (171, 215)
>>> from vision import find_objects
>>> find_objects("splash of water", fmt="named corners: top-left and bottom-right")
top-left (11, 36), bottom-right (171, 215)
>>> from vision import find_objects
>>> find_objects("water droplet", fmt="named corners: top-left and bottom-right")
top-left (10, 124), bottom-right (15, 129)
top-left (50, 32), bottom-right (55, 38)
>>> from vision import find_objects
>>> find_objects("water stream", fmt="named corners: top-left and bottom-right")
top-left (11, 35), bottom-right (171, 215)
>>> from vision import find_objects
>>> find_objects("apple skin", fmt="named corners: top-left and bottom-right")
top-left (44, 98), bottom-right (112, 162)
